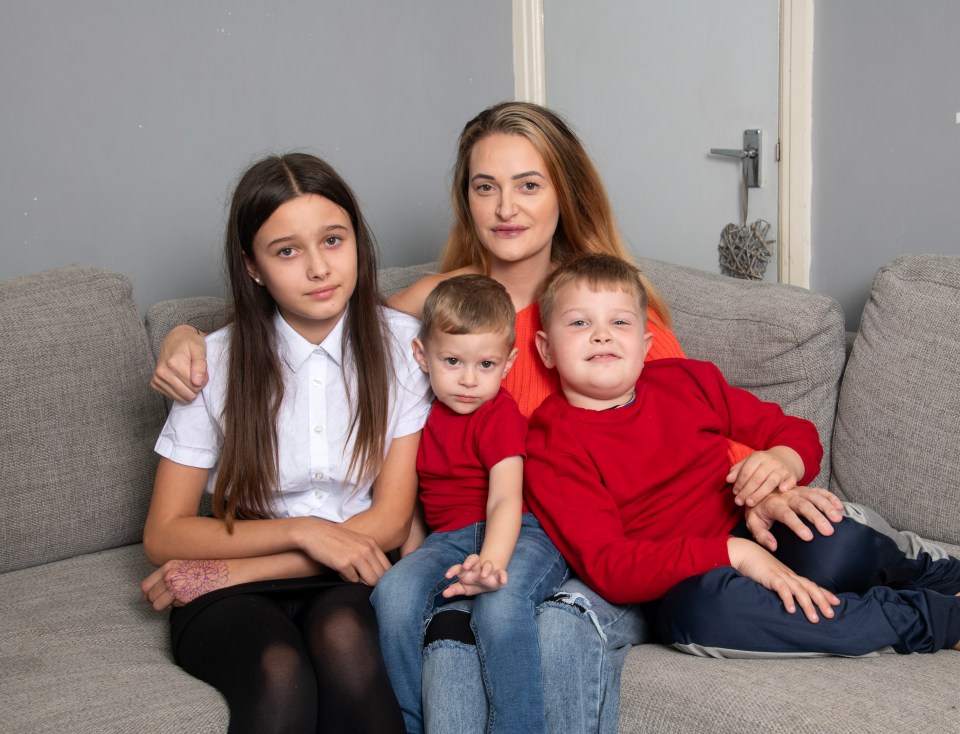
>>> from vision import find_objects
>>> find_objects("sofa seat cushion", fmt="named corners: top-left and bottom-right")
top-left (618, 638), bottom-right (960, 734)
top-left (0, 544), bottom-right (227, 734)
top-left (831, 255), bottom-right (960, 545)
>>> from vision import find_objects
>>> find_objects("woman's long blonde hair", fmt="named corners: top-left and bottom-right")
top-left (440, 101), bottom-right (670, 325)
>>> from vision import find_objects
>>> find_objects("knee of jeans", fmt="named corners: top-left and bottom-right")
top-left (369, 572), bottom-right (413, 622)
top-left (537, 590), bottom-right (607, 644)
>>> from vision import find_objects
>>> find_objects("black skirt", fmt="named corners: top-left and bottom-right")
top-left (169, 573), bottom-right (350, 660)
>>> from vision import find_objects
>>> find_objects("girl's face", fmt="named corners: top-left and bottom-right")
top-left (467, 133), bottom-right (560, 274)
top-left (245, 194), bottom-right (358, 344)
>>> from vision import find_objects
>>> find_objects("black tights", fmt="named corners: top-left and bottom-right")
top-left (175, 583), bottom-right (404, 734)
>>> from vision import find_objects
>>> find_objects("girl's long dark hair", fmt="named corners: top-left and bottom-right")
top-left (215, 153), bottom-right (392, 529)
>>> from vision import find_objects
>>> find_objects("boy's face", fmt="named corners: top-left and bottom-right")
top-left (536, 281), bottom-right (653, 410)
top-left (413, 330), bottom-right (519, 415)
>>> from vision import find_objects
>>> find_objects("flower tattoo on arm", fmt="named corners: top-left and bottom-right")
top-left (164, 560), bottom-right (229, 604)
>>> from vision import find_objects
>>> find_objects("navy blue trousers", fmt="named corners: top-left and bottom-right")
top-left (656, 517), bottom-right (960, 656)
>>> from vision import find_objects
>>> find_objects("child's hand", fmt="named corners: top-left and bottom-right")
top-left (442, 554), bottom-right (508, 597)
top-left (727, 538), bottom-right (840, 623)
top-left (727, 448), bottom-right (802, 507)
top-left (141, 559), bottom-right (231, 611)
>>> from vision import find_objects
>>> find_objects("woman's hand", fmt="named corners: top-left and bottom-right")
top-left (727, 537), bottom-right (840, 623)
top-left (294, 518), bottom-right (392, 586)
top-left (150, 324), bottom-right (209, 402)
top-left (442, 554), bottom-right (508, 597)
top-left (141, 559), bottom-right (230, 611)
top-left (744, 486), bottom-right (845, 552)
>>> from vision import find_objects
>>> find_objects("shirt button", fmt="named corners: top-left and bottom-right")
top-left (312, 377), bottom-right (322, 386)
top-left (313, 472), bottom-right (324, 481)
top-left (313, 348), bottom-right (322, 355)
top-left (314, 425), bottom-right (323, 434)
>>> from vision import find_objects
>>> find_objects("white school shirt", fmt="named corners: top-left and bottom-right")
top-left (155, 306), bottom-right (432, 522)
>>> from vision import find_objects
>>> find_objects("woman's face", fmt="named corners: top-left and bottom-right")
top-left (467, 133), bottom-right (560, 272)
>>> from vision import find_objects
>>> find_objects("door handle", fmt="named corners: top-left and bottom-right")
top-left (710, 129), bottom-right (761, 188)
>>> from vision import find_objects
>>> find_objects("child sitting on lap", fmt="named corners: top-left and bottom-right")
top-left (525, 253), bottom-right (960, 657)
top-left (371, 274), bottom-right (568, 734)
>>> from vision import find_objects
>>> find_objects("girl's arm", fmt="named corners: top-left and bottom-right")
top-left (339, 431), bottom-right (422, 552)
top-left (151, 325), bottom-right (210, 402)
top-left (442, 455), bottom-right (523, 597)
top-left (400, 502), bottom-right (429, 557)
top-left (142, 458), bottom-right (390, 582)
top-left (143, 431), bottom-right (422, 610)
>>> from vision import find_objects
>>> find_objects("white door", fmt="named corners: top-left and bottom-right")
top-left (541, 1), bottom-right (783, 282)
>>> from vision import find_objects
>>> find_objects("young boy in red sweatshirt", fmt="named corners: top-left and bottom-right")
top-left (524, 254), bottom-right (960, 656)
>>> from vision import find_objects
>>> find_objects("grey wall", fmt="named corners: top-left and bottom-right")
top-left (544, 1), bottom-right (780, 279)
top-left (1, 1), bottom-right (513, 310)
top-left (812, 1), bottom-right (960, 330)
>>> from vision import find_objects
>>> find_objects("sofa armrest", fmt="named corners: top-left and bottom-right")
top-left (831, 255), bottom-right (960, 545)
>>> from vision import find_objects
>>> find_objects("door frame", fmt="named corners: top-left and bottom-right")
top-left (512, 0), bottom-right (814, 288)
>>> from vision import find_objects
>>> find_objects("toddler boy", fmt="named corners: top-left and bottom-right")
top-left (371, 274), bottom-right (567, 734)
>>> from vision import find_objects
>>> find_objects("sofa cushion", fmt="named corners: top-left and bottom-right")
top-left (378, 262), bottom-right (437, 297)
top-left (0, 544), bottom-right (227, 733)
top-left (0, 267), bottom-right (167, 573)
top-left (638, 258), bottom-right (847, 487)
top-left (831, 255), bottom-right (960, 545)
top-left (619, 632), bottom-right (960, 734)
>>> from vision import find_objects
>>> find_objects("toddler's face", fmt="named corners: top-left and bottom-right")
top-left (413, 330), bottom-right (518, 415)
top-left (536, 282), bottom-right (652, 410)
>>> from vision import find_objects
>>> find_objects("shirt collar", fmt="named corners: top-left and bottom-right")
top-left (273, 307), bottom-right (347, 371)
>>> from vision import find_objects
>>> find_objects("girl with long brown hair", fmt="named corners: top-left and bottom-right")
top-left (140, 153), bottom-right (431, 734)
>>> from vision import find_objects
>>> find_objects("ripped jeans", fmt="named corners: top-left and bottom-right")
top-left (421, 577), bottom-right (650, 734)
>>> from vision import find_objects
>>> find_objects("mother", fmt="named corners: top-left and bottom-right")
top-left (152, 102), bottom-right (847, 732)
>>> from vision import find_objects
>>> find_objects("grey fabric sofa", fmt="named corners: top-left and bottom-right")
top-left (1, 255), bottom-right (958, 733)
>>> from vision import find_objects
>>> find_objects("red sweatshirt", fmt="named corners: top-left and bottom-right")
top-left (523, 358), bottom-right (822, 605)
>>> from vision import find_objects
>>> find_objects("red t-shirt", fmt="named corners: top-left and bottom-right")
top-left (524, 358), bottom-right (822, 605)
top-left (417, 388), bottom-right (528, 533)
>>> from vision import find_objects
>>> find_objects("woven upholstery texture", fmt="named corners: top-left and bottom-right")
top-left (619, 616), bottom-right (960, 734)
top-left (831, 255), bottom-right (960, 545)
top-left (0, 267), bottom-right (166, 573)
top-left (0, 545), bottom-right (227, 733)
top-left (638, 258), bottom-right (846, 487)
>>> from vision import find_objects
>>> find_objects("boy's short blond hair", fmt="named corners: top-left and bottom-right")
top-left (419, 274), bottom-right (517, 346)
top-left (537, 254), bottom-right (649, 327)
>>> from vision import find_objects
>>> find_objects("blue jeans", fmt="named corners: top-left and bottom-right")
top-left (421, 577), bottom-right (650, 734)
top-left (371, 514), bottom-right (568, 734)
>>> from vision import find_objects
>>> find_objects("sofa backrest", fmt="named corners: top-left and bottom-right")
top-left (831, 255), bottom-right (960, 545)
top-left (638, 258), bottom-right (847, 487)
top-left (0, 267), bottom-right (167, 573)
